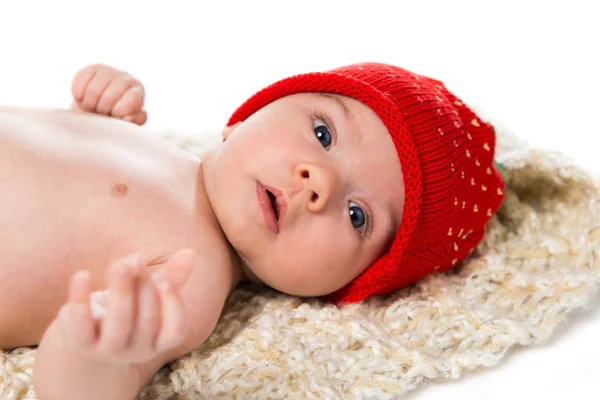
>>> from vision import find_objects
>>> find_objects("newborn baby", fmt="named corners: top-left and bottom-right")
top-left (0, 62), bottom-right (504, 399)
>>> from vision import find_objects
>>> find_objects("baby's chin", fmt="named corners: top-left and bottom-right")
top-left (238, 260), bottom-right (263, 285)
top-left (248, 268), bottom-right (351, 298)
top-left (230, 242), bottom-right (364, 297)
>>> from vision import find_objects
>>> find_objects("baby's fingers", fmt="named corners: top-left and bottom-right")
top-left (153, 249), bottom-right (196, 292)
top-left (60, 270), bottom-right (96, 350)
top-left (98, 255), bottom-right (142, 353)
top-left (80, 67), bottom-right (117, 112)
top-left (96, 73), bottom-right (138, 116)
top-left (153, 249), bottom-right (195, 350)
top-left (71, 65), bottom-right (98, 103)
top-left (123, 110), bottom-right (148, 126)
top-left (155, 288), bottom-right (188, 351)
top-left (111, 85), bottom-right (145, 119)
top-left (128, 278), bottom-right (160, 356)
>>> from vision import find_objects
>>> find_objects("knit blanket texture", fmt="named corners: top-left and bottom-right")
top-left (2, 118), bottom-right (599, 399)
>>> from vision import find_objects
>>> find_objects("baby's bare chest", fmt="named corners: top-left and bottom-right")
top-left (0, 108), bottom-right (208, 345)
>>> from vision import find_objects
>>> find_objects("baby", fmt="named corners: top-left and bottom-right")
top-left (0, 62), bottom-right (505, 399)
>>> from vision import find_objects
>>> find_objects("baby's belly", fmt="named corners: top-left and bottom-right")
top-left (0, 108), bottom-right (201, 346)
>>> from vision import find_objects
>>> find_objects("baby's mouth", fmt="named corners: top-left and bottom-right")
top-left (266, 190), bottom-right (280, 220)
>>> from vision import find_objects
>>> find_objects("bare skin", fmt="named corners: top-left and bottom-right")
top-left (206, 91), bottom-right (405, 296)
top-left (0, 105), bottom-right (219, 346)
top-left (0, 65), bottom-right (242, 399)
top-left (0, 63), bottom-right (405, 399)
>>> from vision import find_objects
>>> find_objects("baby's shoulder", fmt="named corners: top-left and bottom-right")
top-left (158, 132), bottom-right (221, 160)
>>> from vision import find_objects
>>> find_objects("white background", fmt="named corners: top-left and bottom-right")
top-left (1, 1), bottom-right (598, 398)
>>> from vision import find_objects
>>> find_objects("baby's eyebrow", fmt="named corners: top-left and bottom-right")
top-left (317, 93), bottom-right (365, 145)
top-left (317, 93), bottom-right (354, 122)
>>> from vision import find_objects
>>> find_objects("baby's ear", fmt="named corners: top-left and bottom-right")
top-left (221, 122), bottom-right (241, 142)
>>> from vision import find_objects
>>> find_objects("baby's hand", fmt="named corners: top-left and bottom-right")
top-left (56, 249), bottom-right (195, 365)
top-left (71, 64), bottom-right (148, 126)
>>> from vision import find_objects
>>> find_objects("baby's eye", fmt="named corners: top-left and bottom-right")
top-left (349, 201), bottom-right (367, 234)
top-left (313, 118), bottom-right (332, 149)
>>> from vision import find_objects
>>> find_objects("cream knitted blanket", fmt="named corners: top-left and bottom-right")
top-left (2, 120), bottom-right (599, 399)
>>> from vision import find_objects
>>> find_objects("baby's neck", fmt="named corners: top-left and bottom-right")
top-left (193, 159), bottom-right (248, 290)
top-left (197, 151), bottom-right (262, 289)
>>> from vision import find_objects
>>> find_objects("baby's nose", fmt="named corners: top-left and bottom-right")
top-left (293, 162), bottom-right (339, 213)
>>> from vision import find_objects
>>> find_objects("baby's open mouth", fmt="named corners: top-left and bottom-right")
top-left (266, 190), bottom-right (280, 220)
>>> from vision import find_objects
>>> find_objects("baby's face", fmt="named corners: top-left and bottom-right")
top-left (202, 93), bottom-right (405, 297)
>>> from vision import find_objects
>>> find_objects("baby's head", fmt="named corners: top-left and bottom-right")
top-left (202, 63), bottom-right (505, 304)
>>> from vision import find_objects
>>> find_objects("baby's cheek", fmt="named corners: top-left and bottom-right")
top-left (326, 243), bottom-right (372, 285)
top-left (296, 243), bottom-right (363, 295)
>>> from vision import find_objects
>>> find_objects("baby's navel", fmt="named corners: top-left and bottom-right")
top-left (111, 182), bottom-right (128, 197)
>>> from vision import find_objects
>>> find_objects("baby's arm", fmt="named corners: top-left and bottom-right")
top-left (70, 64), bottom-right (148, 126)
top-left (33, 249), bottom-right (229, 400)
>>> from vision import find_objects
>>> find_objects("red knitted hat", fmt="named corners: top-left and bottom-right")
top-left (227, 62), bottom-right (505, 304)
